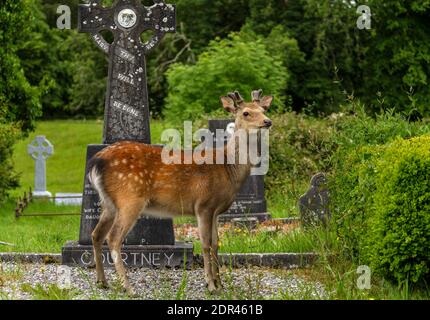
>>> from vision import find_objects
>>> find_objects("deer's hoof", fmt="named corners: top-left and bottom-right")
top-left (215, 280), bottom-right (223, 291)
top-left (96, 280), bottom-right (109, 289)
top-left (206, 281), bottom-right (222, 295)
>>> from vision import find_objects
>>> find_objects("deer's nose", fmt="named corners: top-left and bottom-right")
top-left (264, 119), bottom-right (272, 127)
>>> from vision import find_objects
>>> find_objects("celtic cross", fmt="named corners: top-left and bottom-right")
top-left (78, 0), bottom-right (176, 144)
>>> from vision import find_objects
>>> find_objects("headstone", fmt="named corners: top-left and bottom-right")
top-left (27, 136), bottom-right (54, 198)
top-left (208, 119), bottom-right (270, 222)
top-left (55, 193), bottom-right (83, 206)
top-left (62, 0), bottom-right (192, 268)
top-left (298, 173), bottom-right (331, 227)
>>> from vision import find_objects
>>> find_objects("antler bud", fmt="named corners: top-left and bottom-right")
top-left (227, 91), bottom-right (244, 108)
top-left (251, 89), bottom-right (263, 102)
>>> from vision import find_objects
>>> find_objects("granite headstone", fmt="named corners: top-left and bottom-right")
top-left (62, 0), bottom-right (192, 268)
top-left (208, 119), bottom-right (270, 222)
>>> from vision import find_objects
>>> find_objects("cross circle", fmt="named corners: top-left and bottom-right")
top-left (27, 136), bottom-right (54, 161)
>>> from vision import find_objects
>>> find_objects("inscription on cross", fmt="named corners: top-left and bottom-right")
top-left (78, 0), bottom-right (176, 144)
top-left (27, 136), bottom-right (54, 197)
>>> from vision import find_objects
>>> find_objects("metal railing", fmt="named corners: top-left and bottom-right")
top-left (15, 187), bottom-right (82, 218)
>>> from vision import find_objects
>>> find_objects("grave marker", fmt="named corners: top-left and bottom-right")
top-left (298, 173), bottom-right (331, 226)
top-left (208, 119), bottom-right (270, 222)
top-left (27, 136), bottom-right (54, 198)
top-left (62, 0), bottom-right (192, 268)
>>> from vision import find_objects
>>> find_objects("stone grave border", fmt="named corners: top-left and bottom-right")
top-left (0, 252), bottom-right (318, 269)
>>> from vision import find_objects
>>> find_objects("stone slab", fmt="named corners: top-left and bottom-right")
top-left (208, 119), bottom-right (270, 221)
top-left (62, 241), bottom-right (193, 269)
top-left (55, 193), bottom-right (82, 206)
top-left (1, 251), bottom-right (318, 269)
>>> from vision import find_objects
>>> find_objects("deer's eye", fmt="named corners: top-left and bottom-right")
top-left (243, 112), bottom-right (250, 117)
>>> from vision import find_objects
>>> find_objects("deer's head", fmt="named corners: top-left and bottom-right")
top-left (220, 90), bottom-right (273, 131)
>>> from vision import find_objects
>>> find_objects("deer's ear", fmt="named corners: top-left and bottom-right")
top-left (220, 96), bottom-right (236, 113)
top-left (260, 95), bottom-right (274, 111)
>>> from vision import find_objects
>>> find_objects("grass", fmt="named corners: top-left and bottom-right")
top-left (192, 227), bottom-right (336, 254)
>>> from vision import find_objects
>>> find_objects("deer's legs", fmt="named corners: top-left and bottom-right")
top-left (107, 202), bottom-right (143, 294)
top-left (197, 213), bottom-right (217, 293)
top-left (211, 214), bottom-right (222, 290)
top-left (92, 206), bottom-right (115, 287)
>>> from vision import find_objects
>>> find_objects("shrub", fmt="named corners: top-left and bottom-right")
top-left (266, 101), bottom-right (430, 207)
top-left (164, 31), bottom-right (288, 122)
top-left (0, 119), bottom-right (20, 201)
top-left (331, 135), bottom-right (430, 285)
top-left (369, 136), bottom-right (430, 284)
top-left (266, 112), bottom-right (335, 199)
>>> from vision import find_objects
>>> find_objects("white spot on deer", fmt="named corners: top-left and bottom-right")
top-left (118, 173), bottom-right (124, 179)
top-left (122, 159), bottom-right (128, 164)
top-left (130, 165), bottom-right (135, 169)
top-left (139, 172), bottom-right (144, 177)
top-left (134, 176), bottom-right (139, 182)
top-left (128, 173), bottom-right (133, 178)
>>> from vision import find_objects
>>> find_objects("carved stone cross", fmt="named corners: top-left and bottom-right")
top-left (78, 0), bottom-right (176, 144)
top-left (27, 136), bottom-right (54, 197)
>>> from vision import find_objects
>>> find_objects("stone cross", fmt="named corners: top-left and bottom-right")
top-left (63, 0), bottom-right (193, 268)
top-left (27, 136), bottom-right (54, 197)
top-left (78, 0), bottom-right (176, 144)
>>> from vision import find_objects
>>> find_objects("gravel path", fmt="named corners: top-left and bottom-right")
top-left (0, 263), bottom-right (326, 300)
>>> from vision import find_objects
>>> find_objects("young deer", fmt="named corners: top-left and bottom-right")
top-left (88, 90), bottom-right (273, 294)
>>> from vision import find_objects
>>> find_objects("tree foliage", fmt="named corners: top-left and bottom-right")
top-left (164, 32), bottom-right (289, 122)
top-left (5, 0), bottom-right (428, 119)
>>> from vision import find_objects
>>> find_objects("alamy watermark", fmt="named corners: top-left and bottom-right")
top-left (57, 5), bottom-right (71, 30)
top-left (357, 5), bottom-right (371, 30)
top-left (57, 265), bottom-right (71, 289)
top-left (356, 265), bottom-right (371, 289)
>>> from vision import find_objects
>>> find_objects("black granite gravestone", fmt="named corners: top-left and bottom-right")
top-left (62, 0), bottom-right (192, 268)
top-left (208, 119), bottom-right (270, 222)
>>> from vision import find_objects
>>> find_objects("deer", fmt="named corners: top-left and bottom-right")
top-left (88, 89), bottom-right (273, 294)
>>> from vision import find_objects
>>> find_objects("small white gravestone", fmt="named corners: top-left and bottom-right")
top-left (55, 193), bottom-right (82, 206)
top-left (27, 136), bottom-right (54, 198)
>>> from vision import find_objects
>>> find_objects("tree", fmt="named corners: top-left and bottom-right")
top-left (0, 0), bottom-right (45, 200)
top-left (164, 31), bottom-right (288, 122)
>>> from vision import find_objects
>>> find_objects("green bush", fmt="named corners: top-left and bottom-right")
top-left (164, 31), bottom-right (288, 122)
top-left (0, 120), bottom-right (20, 201)
top-left (266, 101), bottom-right (430, 208)
top-left (331, 134), bottom-right (430, 285)
top-left (369, 136), bottom-right (430, 284)
top-left (266, 112), bottom-right (335, 198)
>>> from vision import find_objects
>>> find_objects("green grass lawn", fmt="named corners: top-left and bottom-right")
top-left (0, 119), bottom-right (292, 253)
